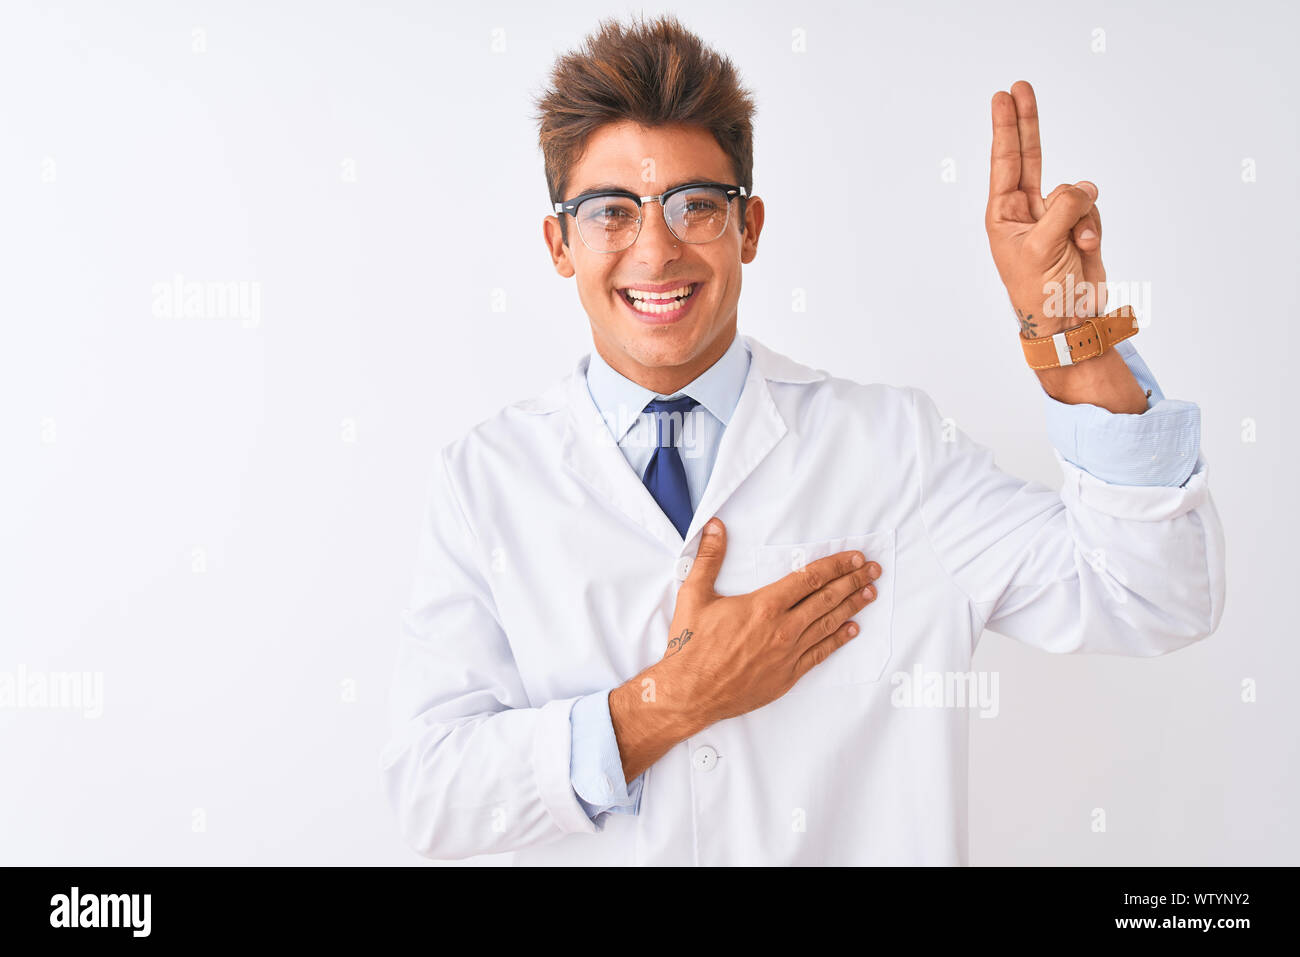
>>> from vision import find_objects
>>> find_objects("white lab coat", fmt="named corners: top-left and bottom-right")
top-left (380, 334), bottom-right (1226, 865)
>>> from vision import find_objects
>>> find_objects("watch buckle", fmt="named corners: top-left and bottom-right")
top-left (1050, 317), bottom-right (1102, 367)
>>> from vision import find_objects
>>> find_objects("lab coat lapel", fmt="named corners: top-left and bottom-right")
top-left (560, 356), bottom-right (686, 554)
top-left (558, 336), bottom-right (825, 555)
top-left (681, 335), bottom-right (825, 545)
top-left (679, 352), bottom-right (783, 545)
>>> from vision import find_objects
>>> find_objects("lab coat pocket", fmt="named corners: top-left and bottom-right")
top-left (753, 529), bottom-right (896, 686)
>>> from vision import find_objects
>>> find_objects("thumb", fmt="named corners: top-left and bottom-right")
top-left (1072, 206), bottom-right (1106, 301)
top-left (1032, 181), bottom-right (1096, 254)
top-left (684, 518), bottom-right (727, 595)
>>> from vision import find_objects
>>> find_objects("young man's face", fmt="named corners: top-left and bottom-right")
top-left (544, 121), bottom-right (765, 393)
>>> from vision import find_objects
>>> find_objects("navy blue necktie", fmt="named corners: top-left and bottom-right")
top-left (641, 396), bottom-right (699, 537)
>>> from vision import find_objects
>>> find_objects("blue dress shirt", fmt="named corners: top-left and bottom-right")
top-left (569, 332), bottom-right (1202, 825)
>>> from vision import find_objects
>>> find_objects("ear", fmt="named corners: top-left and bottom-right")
top-left (740, 195), bottom-right (765, 264)
top-left (543, 214), bottom-right (576, 278)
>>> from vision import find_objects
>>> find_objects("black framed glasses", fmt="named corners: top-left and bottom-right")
top-left (553, 181), bottom-right (748, 253)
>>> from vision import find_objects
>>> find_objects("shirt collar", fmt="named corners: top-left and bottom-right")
top-left (585, 332), bottom-right (752, 443)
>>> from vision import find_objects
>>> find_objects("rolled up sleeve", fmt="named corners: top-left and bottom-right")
top-left (570, 689), bottom-right (644, 826)
top-left (1041, 339), bottom-right (1201, 488)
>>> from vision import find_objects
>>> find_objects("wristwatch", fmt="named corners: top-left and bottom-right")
top-left (1021, 304), bottom-right (1139, 370)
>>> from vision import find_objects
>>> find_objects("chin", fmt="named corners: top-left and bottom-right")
top-left (622, 322), bottom-right (706, 365)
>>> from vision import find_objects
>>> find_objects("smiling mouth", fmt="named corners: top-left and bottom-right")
top-left (618, 282), bottom-right (701, 314)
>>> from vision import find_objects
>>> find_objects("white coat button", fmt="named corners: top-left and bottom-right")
top-left (692, 745), bottom-right (718, 771)
top-left (675, 557), bottom-right (692, 581)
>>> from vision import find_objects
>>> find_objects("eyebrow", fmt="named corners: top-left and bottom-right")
top-left (574, 178), bottom-right (722, 196)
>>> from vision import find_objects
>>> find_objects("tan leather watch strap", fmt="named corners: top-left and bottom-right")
top-left (1021, 304), bottom-right (1139, 370)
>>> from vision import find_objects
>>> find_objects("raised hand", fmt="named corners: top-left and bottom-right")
top-left (985, 80), bottom-right (1107, 338)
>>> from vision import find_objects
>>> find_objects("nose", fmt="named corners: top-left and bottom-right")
top-left (633, 198), bottom-right (681, 254)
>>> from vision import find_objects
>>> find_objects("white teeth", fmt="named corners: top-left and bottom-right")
top-left (624, 283), bottom-right (695, 301)
top-left (622, 283), bottom-right (697, 314)
top-left (630, 297), bottom-right (687, 314)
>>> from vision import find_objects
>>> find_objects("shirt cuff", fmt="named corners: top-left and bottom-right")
top-left (569, 689), bottom-right (644, 826)
top-left (1041, 338), bottom-right (1201, 488)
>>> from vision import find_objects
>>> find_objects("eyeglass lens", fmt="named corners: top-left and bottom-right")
top-left (575, 187), bottom-right (732, 251)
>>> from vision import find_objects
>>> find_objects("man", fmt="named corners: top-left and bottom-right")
top-left (379, 14), bottom-right (1224, 865)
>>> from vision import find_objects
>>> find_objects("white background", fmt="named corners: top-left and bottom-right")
top-left (2, 0), bottom-right (1295, 865)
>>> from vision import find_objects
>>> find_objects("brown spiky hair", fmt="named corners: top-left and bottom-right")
top-left (532, 13), bottom-right (757, 246)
